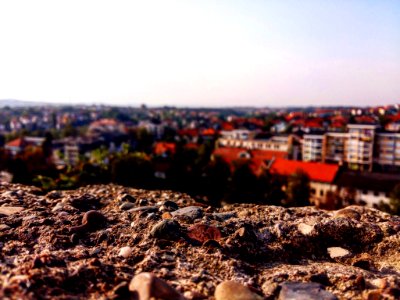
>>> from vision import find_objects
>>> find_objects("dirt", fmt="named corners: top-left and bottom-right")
top-left (0, 182), bottom-right (399, 299)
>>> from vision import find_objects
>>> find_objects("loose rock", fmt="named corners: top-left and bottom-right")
top-left (150, 220), bottom-right (181, 240)
top-left (119, 202), bottom-right (136, 210)
top-left (118, 246), bottom-right (133, 258)
top-left (279, 282), bottom-right (338, 300)
top-left (0, 206), bottom-right (24, 216)
top-left (129, 272), bottom-right (184, 300)
top-left (327, 247), bottom-right (351, 259)
top-left (171, 206), bottom-right (203, 221)
top-left (215, 281), bottom-right (263, 300)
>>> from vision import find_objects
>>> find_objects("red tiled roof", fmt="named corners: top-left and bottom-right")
top-left (213, 147), bottom-right (287, 175)
top-left (355, 115), bottom-right (376, 124)
top-left (330, 121), bottom-right (345, 128)
top-left (212, 147), bottom-right (244, 164)
top-left (6, 138), bottom-right (23, 148)
top-left (177, 129), bottom-right (198, 137)
top-left (154, 142), bottom-right (176, 156)
top-left (221, 122), bottom-right (235, 131)
top-left (201, 128), bottom-right (217, 136)
top-left (185, 143), bottom-right (199, 150)
top-left (269, 158), bottom-right (339, 183)
top-left (90, 118), bottom-right (118, 127)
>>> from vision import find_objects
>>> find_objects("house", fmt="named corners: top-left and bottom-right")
top-left (212, 147), bottom-right (287, 175)
top-left (5, 136), bottom-right (45, 155)
top-left (153, 142), bottom-right (176, 157)
top-left (335, 171), bottom-right (399, 208)
top-left (269, 158), bottom-right (340, 207)
top-left (220, 129), bottom-right (252, 140)
top-left (302, 135), bottom-right (324, 162)
top-left (88, 118), bottom-right (127, 136)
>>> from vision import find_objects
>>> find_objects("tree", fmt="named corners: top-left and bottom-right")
top-left (42, 132), bottom-right (53, 159)
top-left (61, 124), bottom-right (78, 138)
top-left (203, 157), bottom-right (231, 204)
top-left (111, 152), bottom-right (154, 188)
top-left (285, 169), bottom-right (310, 206)
top-left (258, 169), bottom-right (286, 205)
top-left (389, 183), bottom-right (400, 215)
top-left (225, 160), bottom-right (259, 203)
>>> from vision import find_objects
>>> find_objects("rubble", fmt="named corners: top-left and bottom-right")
top-left (0, 182), bottom-right (399, 299)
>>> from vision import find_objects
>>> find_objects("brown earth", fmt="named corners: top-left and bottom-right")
top-left (0, 183), bottom-right (399, 299)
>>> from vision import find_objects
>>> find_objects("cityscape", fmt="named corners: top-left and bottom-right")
top-left (0, 102), bottom-right (399, 214)
top-left (1, 1), bottom-right (399, 299)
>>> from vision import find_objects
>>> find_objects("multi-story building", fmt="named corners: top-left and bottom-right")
top-left (220, 129), bottom-right (252, 140)
top-left (345, 124), bottom-right (376, 171)
top-left (302, 135), bottom-right (324, 161)
top-left (323, 133), bottom-right (347, 164)
top-left (217, 135), bottom-right (292, 152)
top-left (374, 133), bottom-right (400, 170)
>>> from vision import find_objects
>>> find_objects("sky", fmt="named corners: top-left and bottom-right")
top-left (0, 0), bottom-right (399, 107)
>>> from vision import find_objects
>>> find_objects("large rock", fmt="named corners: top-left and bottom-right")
top-left (129, 272), bottom-right (184, 300)
top-left (279, 282), bottom-right (337, 300)
top-left (215, 281), bottom-right (263, 300)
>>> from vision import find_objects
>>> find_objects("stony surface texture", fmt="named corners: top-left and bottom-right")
top-left (0, 183), bottom-right (399, 299)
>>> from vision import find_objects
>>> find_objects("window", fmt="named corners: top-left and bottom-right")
top-left (311, 188), bottom-right (316, 195)
top-left (373, 191), bottom-right (379, 197)
top-left (320, 190), bottom-right (324, 196)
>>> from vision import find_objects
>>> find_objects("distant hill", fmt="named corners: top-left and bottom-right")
top-left (0, 99), bottom-right (55, 107)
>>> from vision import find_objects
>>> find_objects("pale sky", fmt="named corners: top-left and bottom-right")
top-left (0, 0), bottom-right (399, 107)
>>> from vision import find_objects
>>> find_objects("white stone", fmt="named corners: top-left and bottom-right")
top-left (297, 223), bottom-right (314, 235)
top-left (0, 206), bottom-right (24, 216)
top-left (118, 246), bottom-right (133, 258)
top-left (327, 247), bottom-right (351, 258)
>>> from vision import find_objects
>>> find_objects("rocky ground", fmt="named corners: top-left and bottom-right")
top-left (0, 182), bottom-right (399, 299)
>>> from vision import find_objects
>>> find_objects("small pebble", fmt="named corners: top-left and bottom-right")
top-left (171, 206), bottom-right (203, 221)
top-left (298, 223), bottom-right (314, 235)
top-left (334, 208), bottom-right (361, 221)
top-left (327, 247), bottom-right (351, 259)
top-left (119, 202), bottom-right (136, 210)
top-left (118, 246), bottom-right (133, 258)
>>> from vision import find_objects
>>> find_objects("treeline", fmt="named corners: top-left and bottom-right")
top-left (0, 141), bottom-right (312, 207)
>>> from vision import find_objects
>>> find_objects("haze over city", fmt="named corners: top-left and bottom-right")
top-left (0, 0), bottom-right (399, 107)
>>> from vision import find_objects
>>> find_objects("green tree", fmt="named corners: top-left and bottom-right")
top-left (389, 183), bottom-right (400, 215)
top-left (225, 160), bottom-right (259, 203)
top-left (203, 156), bottom-right (231, 204)
top-left (285, 169), bottom-right (310, 206)
top-left (111, 152), bottom-right (154, 188)
top-left (258, 169), bottom-right (286, 205)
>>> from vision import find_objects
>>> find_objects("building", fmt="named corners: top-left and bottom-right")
top-left (64, 144), bottom-right (80, 166)
top-left (302, 135), bottom-right (324, 162)
top-left (212, 147), bottom-right (287, 175)
top-left (300, 124), bottom-right (400, 172)
top-left (323, 133), bottom-right (347, 164)
top-left (374, 133), bottom-right (400, 171)
top-left (5, 136), bottom-right (45, 155)
top-left (345, 124), bottom-right (376, 171)
top-left (220, 129), bottom-right (252, 140)
top-left (335, 171), bottom-right (399, 208)
top-left (217, 135), bottom-right (293, 153)
top-left (269, 158), bottom-right (340, 207)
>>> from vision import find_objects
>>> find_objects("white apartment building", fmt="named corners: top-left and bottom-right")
top-left (302, 135), bottom-right (324, 161)
top-left (324, 133), bottom-right (347, 164)
top-left (345, 124), bottom-right (376, 171)
top-left (220, 129), bottom-right (252, 140)
top-left (300, 124), bottom-right (400, 171)
top-left (217, 135), bottom-right (291, 152)
top-left (374, 133), bottom-right (400, 168)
